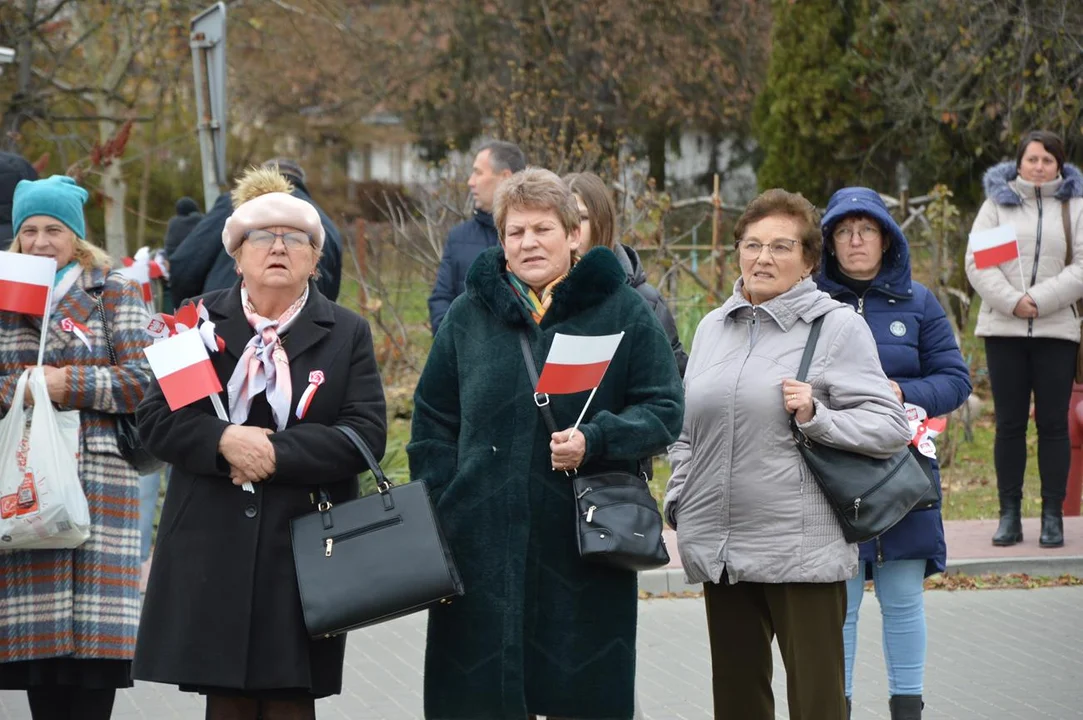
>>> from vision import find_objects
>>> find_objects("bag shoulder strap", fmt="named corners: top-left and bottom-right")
top-left (796, 315), bottom-right (826, 383)
top-left (94, 292), bottom-right (119, 367)
top-left (518, 330), bottom-right (559, 435)
top-left (335, 425), bottom-right (391, 491)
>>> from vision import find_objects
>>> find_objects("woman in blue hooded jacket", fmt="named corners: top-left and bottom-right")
top-left (817, 188), bottom-right (972, 720)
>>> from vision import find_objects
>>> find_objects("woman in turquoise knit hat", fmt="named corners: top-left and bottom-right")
top-left (0, 175), bottom-right (152, 719)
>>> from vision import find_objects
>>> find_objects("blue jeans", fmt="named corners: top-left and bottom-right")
top-left (844, 558), bottom-right (926, 697)
top-left (138, 469), bottom-right (166, 563)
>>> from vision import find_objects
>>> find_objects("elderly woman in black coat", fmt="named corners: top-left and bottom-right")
top-left (134, 167), bottom-right (387, 720)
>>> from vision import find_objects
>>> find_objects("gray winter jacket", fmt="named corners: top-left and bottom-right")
top-left (664, 278), bottom-right (911, 585)
top-left (966, 162), bottom-right (1083, 341)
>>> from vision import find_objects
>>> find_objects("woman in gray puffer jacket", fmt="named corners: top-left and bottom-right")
top-left (965, 130), bottom-right (1083, 550)
top-left (665, 189), bottom-right (910, 720)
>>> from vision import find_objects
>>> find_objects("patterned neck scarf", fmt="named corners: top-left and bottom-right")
top-left (51, 262), bottom-right (80, 314)
top-left (226, 285), bottom-right (309, 430)
top-left (506, 261), bottom-right (573, 324)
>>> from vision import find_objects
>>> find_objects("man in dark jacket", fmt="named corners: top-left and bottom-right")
top-left (163, 197), bottom-right (204, 259)
top-left (0, 152), bottom-right (39, 251)
top-left (427, 141), bottom-right (525, 334)
top-left (168, 159), bottom-right (342, 306)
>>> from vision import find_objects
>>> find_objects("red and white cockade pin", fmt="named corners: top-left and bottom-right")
top-left (296, 370), bottom-right (325, 420)
top-left (61, 317), bottom-right (93, 351)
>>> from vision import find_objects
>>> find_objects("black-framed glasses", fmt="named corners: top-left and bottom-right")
top-left (243, 229), bottom-right (312, 250)
top-left (736, 238), bottom-right (799, 259)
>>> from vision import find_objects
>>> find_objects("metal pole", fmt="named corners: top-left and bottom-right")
top-left (193, 41), bottom-right (220, 210)
top-left (711, 174), bottom-right (722, 302)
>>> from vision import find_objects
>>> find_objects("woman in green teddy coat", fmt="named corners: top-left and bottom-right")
top-left (409, 167), bottom-right (684, 720)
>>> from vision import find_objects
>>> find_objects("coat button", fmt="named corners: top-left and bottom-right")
top-left (244, 505), bottom-right (257, 518)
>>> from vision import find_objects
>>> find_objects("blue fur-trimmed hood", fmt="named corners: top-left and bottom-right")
top-left (983, 161), bottom-right (1083, 206)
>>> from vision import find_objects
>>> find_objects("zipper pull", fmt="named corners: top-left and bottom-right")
top-left (325, 538), bottom-right (333, 557)
top-left (586, 505), bottom-right (597, 523)
top-left (877, 539), bottom-right (885, 568)
top-left (853, 497), bottom-right (861, 520)
top-left (857, 296), bottom-right (865, 316)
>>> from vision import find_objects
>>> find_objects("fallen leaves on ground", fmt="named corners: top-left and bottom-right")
top-left (924, 573), bottom-right (1082, 591)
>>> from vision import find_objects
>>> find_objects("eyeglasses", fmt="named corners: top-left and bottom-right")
top-left (736, 238), bottom-right (799, 259)
top-left (833, 224), bottom-right (881, 243)
top-left (243, 229), bottom-right (312, 250)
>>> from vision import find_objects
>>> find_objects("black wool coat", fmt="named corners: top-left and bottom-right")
top-left (409, 247), bottom-right (685, 719)
top-left (133, 281), bottom-right (387, 698)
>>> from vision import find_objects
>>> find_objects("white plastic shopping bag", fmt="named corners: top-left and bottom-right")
top-left (0, 367), bottom-right (88, 549)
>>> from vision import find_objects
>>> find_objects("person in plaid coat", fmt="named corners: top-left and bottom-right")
top-left (0, 176), bottom-right (151, 719)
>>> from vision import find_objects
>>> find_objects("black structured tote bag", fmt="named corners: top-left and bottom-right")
top-left (290, 425), bottom-right (464, 638)
top-left (518, 331), bottom-right (670, 572)
top-left (791, 316), bottom-right (934, 544)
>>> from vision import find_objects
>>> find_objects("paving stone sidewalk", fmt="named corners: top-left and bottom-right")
top-left (2, 587), bottom-right (1081, 719)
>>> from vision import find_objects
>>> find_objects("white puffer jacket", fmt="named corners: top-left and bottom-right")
top-left (966, 162), bottom-right (1083, 341)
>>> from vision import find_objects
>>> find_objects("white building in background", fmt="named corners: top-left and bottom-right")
top-left (347, 117), bottom-right (758, 204)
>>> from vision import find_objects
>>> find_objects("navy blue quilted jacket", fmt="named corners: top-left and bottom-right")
top-left (818, 187), bottom-right (972, 576)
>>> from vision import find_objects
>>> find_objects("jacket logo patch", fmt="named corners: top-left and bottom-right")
top-left (890, 320), bottom-right (907, 337)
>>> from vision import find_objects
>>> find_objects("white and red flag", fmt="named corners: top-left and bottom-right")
top-left (143, 329), bottom-right (223, 412)
top-left (968, 225), bottom-right (1019, 270)
top-left (0, 253), bottom-right (56, 316)
top-left (118, 247), bottom-right (165, 304)
top-left (903, 403), bottom-right (947, 459)
top-left (535, 332), bottom-right (625, 395)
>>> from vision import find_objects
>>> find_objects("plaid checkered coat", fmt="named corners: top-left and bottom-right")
top-left (0, 266), bottom-right (151, 663)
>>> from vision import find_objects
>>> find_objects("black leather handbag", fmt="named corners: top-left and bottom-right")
top-left (290, 425), bottom-right (464, 639)
top-left (518, 332), bottom-right (670, 572)
top-left (95, 292), bottom-right (164, 475)
top-left (792, 316), bottom-right (935, 544)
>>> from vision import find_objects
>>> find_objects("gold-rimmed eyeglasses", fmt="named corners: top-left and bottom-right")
top-left (736, 238), bottom-right (799, 259)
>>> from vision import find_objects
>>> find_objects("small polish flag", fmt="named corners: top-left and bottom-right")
top-left (0, 253), bottom-right (56, 316)
top-left (969, 225), bottom-right (1019, 269)
top-left (143, 329), bottom-right (223, 411)
top-left (535, 332), bottom-right (625, 395)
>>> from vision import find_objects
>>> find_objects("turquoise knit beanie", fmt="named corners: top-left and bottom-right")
top-left (12, 175), bottom-right (89, 239)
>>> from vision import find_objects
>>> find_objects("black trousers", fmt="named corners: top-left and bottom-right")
top-left (27, 687), bottom-right (116, 720)
top-left (703, 578), bottom-right (847, 720)
top-left (985, 336), bottom-right (1078, 503)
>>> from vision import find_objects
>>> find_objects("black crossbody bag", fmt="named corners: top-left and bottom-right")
top-left (95, 292), bottom-right (164, 475)
top-left (289, 425), bottom-right (464, 638)
top-left (518, 331), bottom-right (670, 572)
top-left (791, 316), bottom-right (934, 544)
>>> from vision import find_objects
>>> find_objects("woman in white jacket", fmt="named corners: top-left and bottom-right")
top-left (965, 130), bottom-right (1083, 549)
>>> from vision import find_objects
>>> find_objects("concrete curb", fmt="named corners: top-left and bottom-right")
top-left (638, 556), bottom-right (1083, 596)
top-left (945, 555), bottom-right (1083, 577)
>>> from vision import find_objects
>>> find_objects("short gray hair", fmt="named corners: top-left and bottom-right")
top-left (477, 141), bottom-right (526, 174)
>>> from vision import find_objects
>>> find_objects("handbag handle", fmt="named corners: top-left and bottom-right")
top-left (335, 425), bottom-right (391, 493)
top-left (94, 291), bottom-right (119, 367)
top-left (518, 329), bottom-right (649, 480)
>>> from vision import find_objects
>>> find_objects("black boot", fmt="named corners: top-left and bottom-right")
top-left (889, 695), bottom-right (923, 719)
top-left (1039, 501), bottom-right (1065, 548)
top-left (846, 696), bottom-right (852, 719)
top-left (992, 497), bottom-right (1023, 546)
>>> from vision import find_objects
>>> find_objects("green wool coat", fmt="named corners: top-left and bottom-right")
top-left (408, 246), bottom-right (684, 720)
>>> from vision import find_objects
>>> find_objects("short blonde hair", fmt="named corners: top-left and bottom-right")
top-left (494, 167), bottom-right (581, 243)
top-left (10, 233), bottom-right (112, 271)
